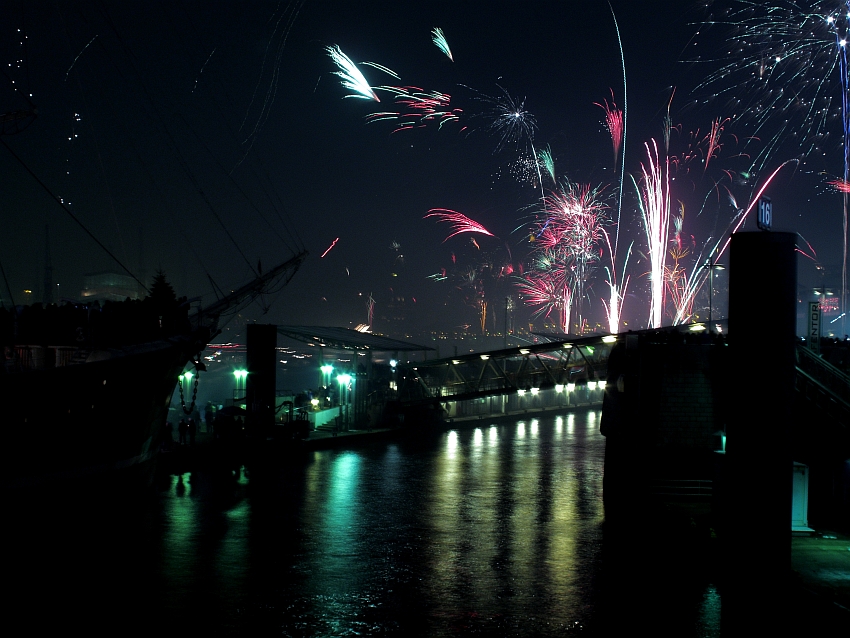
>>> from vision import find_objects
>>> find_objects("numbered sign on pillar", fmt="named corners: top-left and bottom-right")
top-left (757, 196), bottom-right (772, 231)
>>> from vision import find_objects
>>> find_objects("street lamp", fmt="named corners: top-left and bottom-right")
top-left (337, 373), bottom-right (351, 430)
top-left (233, 369), bottom-right (248, 401)
top-left (702, 260), bottom-right (725, 330)
top-left (321, 364), bottom-right (333, 400)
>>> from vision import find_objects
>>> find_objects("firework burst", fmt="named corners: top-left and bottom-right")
top-left (594, 90), bottom-right (624, 167)
top-left (431, 28), bottom-right (454, 61)
top-left (519, 181), bottom-right (609, 333)
top-left (633, 139), bottom-right (672, 329)
top-left (325, 45), bottom-right (381, 101)
top-left (425, 209), bottom-right (495, 242)
top-left (690, 1), bottom-right (850, 329)
top-left (365, 86), bottom-right (463, 133)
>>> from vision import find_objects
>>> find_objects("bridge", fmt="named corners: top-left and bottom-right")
top-left (393, 325), bottom-right (849, 432)
top-left (394, 332), bottom-right (619, 422)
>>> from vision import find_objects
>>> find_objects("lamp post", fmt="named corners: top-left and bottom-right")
top-left (337, 373), bottom-right (351, 431)
top-left (321, 365), bottom-right (333, 406)
top-left (703, 260), bottom-right (725, 330)
top-left (233, 369), bottom-right (247, 402)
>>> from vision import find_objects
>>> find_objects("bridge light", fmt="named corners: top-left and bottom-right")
top-left (689, 324), bottom-right (707, 332)
top-left (598, 380), bottom-right (607, 390)
top-left (601, 335), bottom-right (617, 343)
top-left (588, 381), bottom-right (598, 391)
top-left (530, 387), bottom-right (539, 395)
top-left (562, 343), bottom-right (573, 349)
top-left (555, 384), bottom-right (564, 393)
top-left (517, 389), bottom-right (526, 396)
top-left (567, 383), bottom-right (576, 393)
top-left (480, 354), bottom-right (490, 360)
top-left (519, 348), bottom-right (530, 355)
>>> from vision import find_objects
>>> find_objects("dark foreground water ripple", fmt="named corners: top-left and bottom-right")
top-left (9, 409), bottom-right (727, 637)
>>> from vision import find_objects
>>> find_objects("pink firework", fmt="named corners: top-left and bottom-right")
top-left (521, 181), bottom-right (608, 333)
top-left (700, 117), bottom-right (731, 174)
top-left (515, 269), bottom-right (572, 333)
top-left (425, 209), bottom-right (495, 242)
top-left (829, 179), bottom-right (850, 194)
top-left (594, 90), bottom-right (623, 167)
top-left (367, 86), bottom-right (463, 133)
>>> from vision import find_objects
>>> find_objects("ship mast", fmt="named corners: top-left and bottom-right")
top-left (195, 250), bottom-right (308, 325)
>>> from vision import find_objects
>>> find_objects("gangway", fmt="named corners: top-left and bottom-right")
top-left (397, 333), bottom-right (615, 403)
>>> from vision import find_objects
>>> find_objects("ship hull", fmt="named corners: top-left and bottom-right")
top-left (2, 335), bottom-right (204, 493)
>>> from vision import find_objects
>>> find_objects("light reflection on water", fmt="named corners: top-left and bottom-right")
top-left (152, 408), bottom-right (721, 636)
top-left (10, 407), bottom-right (723, 636)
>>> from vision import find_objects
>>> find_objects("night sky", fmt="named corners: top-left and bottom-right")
top-left (2, 1), bottom-right (847, 336)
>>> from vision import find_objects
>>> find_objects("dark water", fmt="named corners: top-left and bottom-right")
top-left (10, 409), bottom-right (724, 636)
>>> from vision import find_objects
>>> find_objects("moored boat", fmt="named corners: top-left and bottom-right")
top-left (1, 253), bottom-right (306, 493)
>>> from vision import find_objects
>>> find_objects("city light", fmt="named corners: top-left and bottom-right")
top-left (233, 369), bottom-right (247, 400)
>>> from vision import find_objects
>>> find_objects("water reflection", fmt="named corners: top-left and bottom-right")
top-left (9, 408), bottom-right (726, 636)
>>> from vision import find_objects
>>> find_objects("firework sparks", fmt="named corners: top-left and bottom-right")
top-left (690, 2), bottom-right (848, 165)
top-left (365, 86), bottom-right (462, 133)
top-left (321, 237), bottom-right (340, 258)
top-left (633, 139), bottom-right (672, 329)
top-left (476, 85), bottom-right (538, 154)
top-left (701, 117), bottom-right (730, 174)
top-left (425, 209), bottom-right (495, 242)
top-left (538, 146), bottom-right (556, 184)
top-left (601, 230), bottom-right (632, 334)
top-left (508, 152), bottom-right (544, 187)
top-left (690, 2), bottom-right (850, 331)
top-left (521, 181), bottom-right (609, 333)
top-left (325, 45), bottom-right (381, 101)
top-left (515, 270), bottom-right (573, 333)
top-left (665, 205), bottom-right (697, 323)
top-left (594, 90), bottom-right (624, 167)
top-left (830, 178), bottom-right (850, 192)
top-left (431, 27), bottom-right (453, 61)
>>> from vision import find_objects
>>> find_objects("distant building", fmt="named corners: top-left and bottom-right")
top-left (81, 272), bottom-right (140, 302)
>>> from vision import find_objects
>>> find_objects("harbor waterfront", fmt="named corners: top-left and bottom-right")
top-left (8, 407), bottom-right (848, 637)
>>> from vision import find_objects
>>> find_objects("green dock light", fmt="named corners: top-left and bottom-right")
top-left (320, 364), bottom-right (334, 396)
top-left (233, 369), bottom-right (248, 400)
top-left (337, 373), bottom-right (352, 429)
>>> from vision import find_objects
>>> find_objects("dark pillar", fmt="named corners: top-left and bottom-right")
top-left (723, 231), bottom-right (797, 631)
top-left (600, 333), bottom-right (650, 521)
top-left (246, 324), bottom-right (277, 438)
